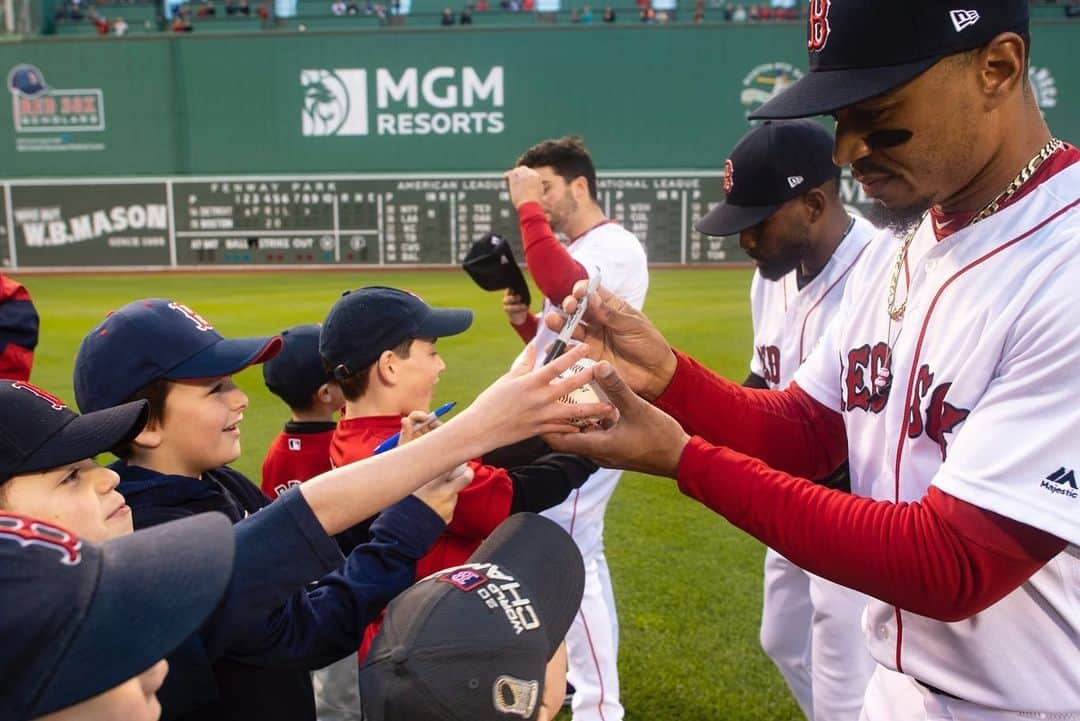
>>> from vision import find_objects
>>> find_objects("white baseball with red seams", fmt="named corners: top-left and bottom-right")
top-left (750, 216), bottom-right (878, 721)
top-left (793, 159), bottom-right (1080, 717)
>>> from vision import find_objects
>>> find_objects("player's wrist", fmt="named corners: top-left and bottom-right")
top-left (641, 349), bottom-right (679, 402)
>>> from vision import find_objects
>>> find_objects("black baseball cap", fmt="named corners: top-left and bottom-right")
top-left (462, 233), bottom-right (532, 307)
top-left (359, 513), bottom-right (585, 721)
top-left (0, 510), bottom-right (234, 721)
top-left (320, 286), bottom-right (473, 381)
top-left (0, 380), bottom-right (149, 481)
top-left (751, 0), bottom-right (1029, 120)
top-left (696, 120), bottom-right (839, 237)
top-left (263, 324), bottom-right (330, 409)
top-left (74, 298), bottom-right (282, 413)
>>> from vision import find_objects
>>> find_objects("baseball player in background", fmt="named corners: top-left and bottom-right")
top-left (504, 136), bottom-right (649, 721)
top-left (695, 118), bottom-right (876, 721)
top-left (546, 2), bottom-right (1080, 719)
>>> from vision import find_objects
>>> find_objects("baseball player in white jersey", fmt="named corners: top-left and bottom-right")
top-left (543, 2), bottom-right (1079, 719)
top-left (503, 136), bottom-right (648, 721)
top-left (696, 118), bottom-right (877, 721)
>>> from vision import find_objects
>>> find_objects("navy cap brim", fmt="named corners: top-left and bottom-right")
top-left (695, 200), bottom-right (783, 238)
top-left (35, 512), bottom-right (234, 717)
top-left (749, 56), bottom-right (939, 120)
top-left (168, 336), bottom-right (282, 379)
top-left (15, 400), bottom-right (149, 476)
top-left (415, 308), bottom-right (473, 340)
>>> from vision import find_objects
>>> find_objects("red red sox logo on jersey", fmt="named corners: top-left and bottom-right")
top-left (0, 514), bottom-right (83, 565)
top-left (906, 365), bottom-right (970, 460)
top-left (807, 0), bottom-right (831, 52)
top-left (167, 302), bottom-right (214, 331)
top-left (9, 381), bottom-right (67, 410)
top-left (756, 345), bottom-right (780, 386)
top-left (845, 342), bottom-right (891, 413)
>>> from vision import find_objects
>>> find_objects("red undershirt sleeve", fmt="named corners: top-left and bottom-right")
top-left (511, 313), bottom-right (539, 345)
top-left (677, 437), bottom-right (1067, 621)
top-left (655, 349), bottom-right (848, 480)
top-left (516, 201), bottom-right (589, 302)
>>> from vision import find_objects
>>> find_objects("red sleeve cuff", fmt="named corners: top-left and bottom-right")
top-left (511, 314), bottom-right (539, 344)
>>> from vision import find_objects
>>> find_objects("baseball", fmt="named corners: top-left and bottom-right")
top-left (554, 357), bottom-right (610, 428)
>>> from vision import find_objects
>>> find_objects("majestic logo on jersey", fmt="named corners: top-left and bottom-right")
top-left (723, 159), bottom-right (735, 194)
top-left (844, 342), bottom-right (891, 413)
top-left (288, 438), bottom-right (302, 451)
top-left (905, 366), bottom-right (970, 460)
top-left (756, 345), bottom-right (780, 386)
top-left (167, 302), bottom-right (213, 331)
top-left (949, 9), bottom-right (980, 33)
top-left (807, 0), bottom-right (832, 52)
top-left (9, 381), bottom-right (67, 410)
top-left (1041, 467), bottom-right (1078, 500)
top-left (0, 514), bottom-right (83, 565)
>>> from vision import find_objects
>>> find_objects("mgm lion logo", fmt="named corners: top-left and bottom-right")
top-left (740, 62), bottom-right (805, 123)
top-left (301, 69), bottom-right (368, 136)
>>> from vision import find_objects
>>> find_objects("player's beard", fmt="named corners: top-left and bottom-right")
top-left (863, 198), bottom-right (932, 235)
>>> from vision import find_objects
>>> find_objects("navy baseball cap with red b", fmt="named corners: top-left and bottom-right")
top-left (751, 0), bottom-right (1029, 120)
top-left (263, 324), bottom-right (330, 410)
top-left (74, 299), bottom-right (282, 413)
top-left (0, 380), bottom-right (148, 482)
top-left (320, 286), bottom-right (473, 381)
top-left (696, 119), bottom-right (839, 237)
top-left (359, 513), bottom-right (585, 721)
top-left (0, 510), bottom-right (234, 721)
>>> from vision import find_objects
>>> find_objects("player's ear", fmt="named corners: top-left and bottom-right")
top-left (131, 422), bottom-right (164, 450)
top-left (978, 33), bottom-right (1026, 107)
top-left (376, 349), bottom-right (398, 385)
top-left (571, 175), bottom-right (590, 201)
top-left (802, 188), bottom-right (827, 223)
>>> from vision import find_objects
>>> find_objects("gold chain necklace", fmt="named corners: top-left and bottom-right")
top-left (885, 137), bottom-right (1064, 321)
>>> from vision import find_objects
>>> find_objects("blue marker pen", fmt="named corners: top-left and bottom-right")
top-left (372, 401), bottom-right (457, 455)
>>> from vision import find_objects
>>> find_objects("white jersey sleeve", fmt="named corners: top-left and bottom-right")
top-left (568, 224), bottom-right (649, 310)
top-left (932, 242), bottom-right (1080, 546)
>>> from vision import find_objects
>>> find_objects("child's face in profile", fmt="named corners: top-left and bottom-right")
top-left (391, 339), bottom-right (446, 415)
top-left (150, 376), bottom-right (249, 477)
top-left (36, 659), bottom-right (169, 721)
top-left (3, 459), bottom-right (133, 543)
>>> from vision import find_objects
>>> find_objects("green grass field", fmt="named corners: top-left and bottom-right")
top-left (20, 267), bottom-right (803, 721)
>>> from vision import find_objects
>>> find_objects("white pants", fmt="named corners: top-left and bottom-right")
top-left (859, 664), bottom-right (1080, 721)
top-left (760, 549), bottom-right (875, 721)
top-left (313, 654), bottom-right (364, 721)
top-left (542, 467), bottom-right (623, 721)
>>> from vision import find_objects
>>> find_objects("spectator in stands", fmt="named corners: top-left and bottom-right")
top-left (238, 0), bottom-right (251, 14)
top-left (441, 7), bottom-right (455, 23)
top-left (732, 3), bottom-right (746, 20)
top-left (0, 275), bottom-right (37, 383)
top-left (581, 5), bottom-right (593, 22)
top-left (476, 0), bottom-right (488, 10)
top-left (170, 11), bottom-right (193, 29)
top-left (693, 0), bottom-right (703, 21)
top-left (1067, 1), bottom-right (1080, 17)
top-left (113, 15), bottom-right (128, 33)
top-left (639, 4), bottom-right (655, 21)
top-left (747, 3), bottom-right (758, 19)
top-left (196, 0), bottom-right (216, 16)
top-left (570, 7), bottom-right (580, 20)
top-left (257, 1), bottom-right (270, 20)
top-left (332, 0), bottom-right (346, 14)
top-left (460, 5), bottom-right (472, 22)
top-left (602, 5), bottom-right (614, 20)
top-left (88, 7), bottom-right (110, 34)
top-left (519, 0), bottom-right (531, 11)
top-left (722, 3), bottom-right (732, 19)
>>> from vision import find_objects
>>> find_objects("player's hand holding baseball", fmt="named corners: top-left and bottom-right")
top-left (502, 289), bottom-right (531, 326)
top-left (546, 280), bottom-right (679, 401)
top-left (411, 463), bottom-right (473, 524)
top-left (503, 165), bottom-right (544, 209)
top-left (457, 342), bottom-right (616, 445)
top-left (546, 360), bottom-right (690, 477)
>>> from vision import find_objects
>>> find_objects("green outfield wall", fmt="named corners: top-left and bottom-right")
top-left (0, 22), bottom-right (1075, 268)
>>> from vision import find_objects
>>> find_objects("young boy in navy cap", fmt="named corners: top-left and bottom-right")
top-left (320, 285), bottom-right (598, 660)
top-left (0, 509), bottom-right (234, 721)
top-left (261, 323), bottom-right (343, 500)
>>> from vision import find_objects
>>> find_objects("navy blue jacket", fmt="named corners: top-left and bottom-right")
top-left (114, 462), bottom-right (445, 721)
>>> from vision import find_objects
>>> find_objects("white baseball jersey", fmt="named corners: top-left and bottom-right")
top-left (522, 219), bottom-right (648, 721)
top-left (793, 159), bottom-right (1080, 713)
top-left (751, 216), bottom-right (877, 721)
top-left (749, 216), bottom-right (875, 389)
